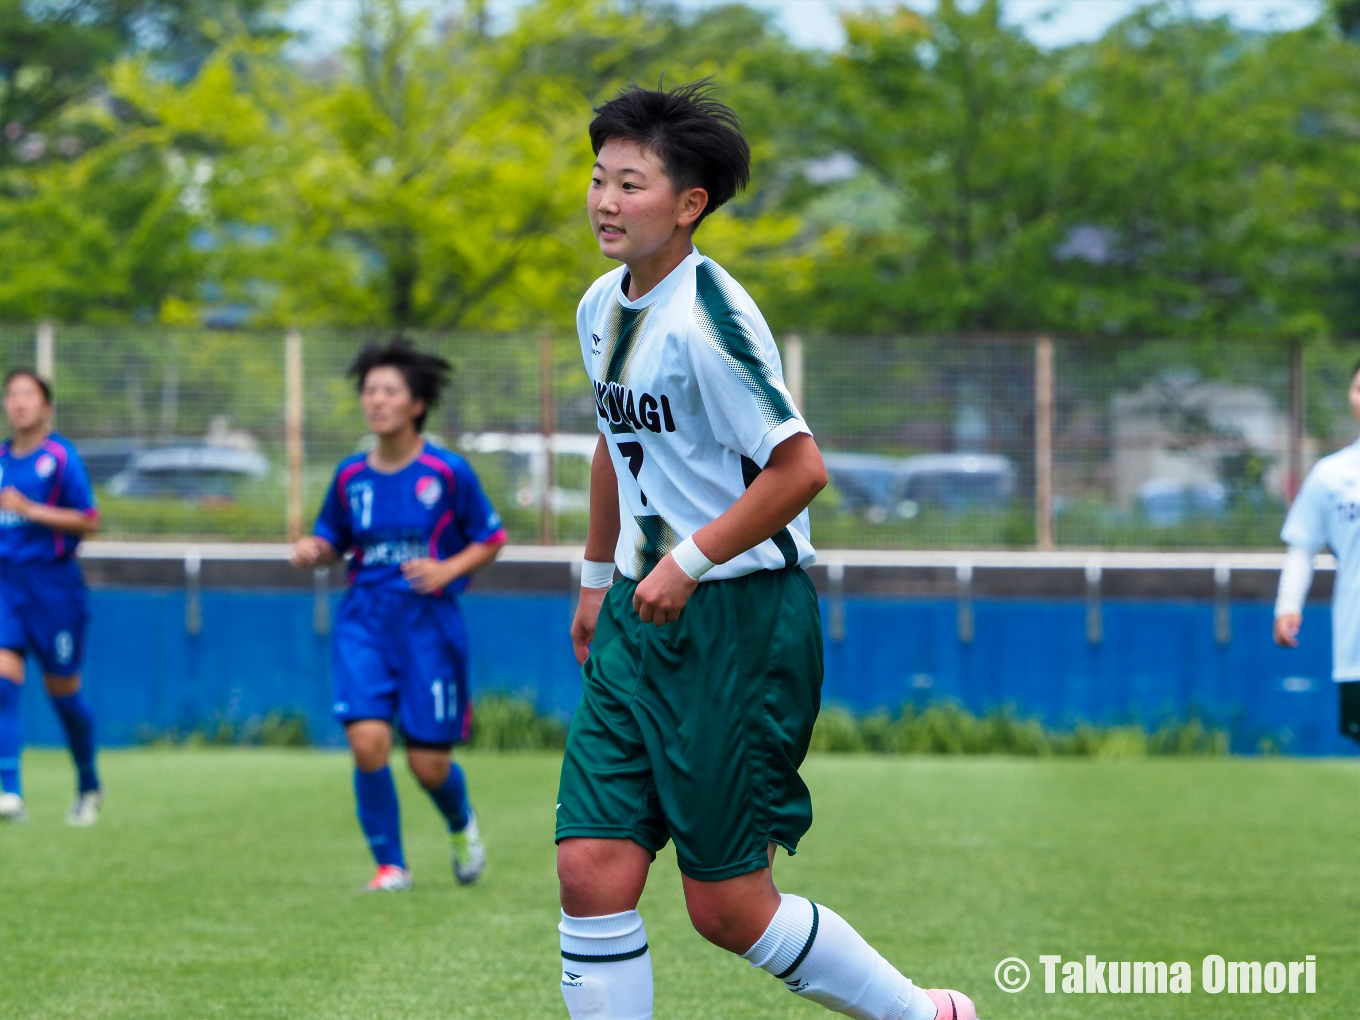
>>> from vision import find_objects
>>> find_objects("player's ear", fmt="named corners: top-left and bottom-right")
top-left (677, 186), bottom-right (708, 230)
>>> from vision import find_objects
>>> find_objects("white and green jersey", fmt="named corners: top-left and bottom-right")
top-left (577, 247), bottom-right (816, 581)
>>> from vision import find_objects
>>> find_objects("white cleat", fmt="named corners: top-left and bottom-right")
top-left (0, 791), bottom-right (27, 823)
top-left (450, 810), bottom-right (486, 885)
top-left (66, 789), bottom-right (103, 827)
top-left (364, 864), bottom-right (413, 891)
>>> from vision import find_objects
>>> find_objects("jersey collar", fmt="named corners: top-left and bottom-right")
top-left (615, 247), bottom-right (705, 312)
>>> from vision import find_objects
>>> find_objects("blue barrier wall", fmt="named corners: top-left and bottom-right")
top-left (18, 589), bottom-right (1352, 755)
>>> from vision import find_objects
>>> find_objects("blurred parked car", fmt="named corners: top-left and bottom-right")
top-left (75, 438), bottom-right (146, 484)
top-left (107, 446), bottom-right (270, 500)
top-left (458, 432), bottom-right (597, 512)
top-left (824, 451), bottom-right (1016, 522)
top-left (1136, 478), bottom-right (1227, 527)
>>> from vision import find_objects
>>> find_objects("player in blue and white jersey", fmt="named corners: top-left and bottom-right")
top-left (1274, 359), bottom-right (1360, 748)
top-left (291, 338), bottom-right (507, 891)
top-left (0, 369), bottom-right (103, 825)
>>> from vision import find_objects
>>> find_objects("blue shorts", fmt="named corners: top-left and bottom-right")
top-left (0, 560), bottom-right (89, 677)
top-left (331, 587), bottom-right (472, 747)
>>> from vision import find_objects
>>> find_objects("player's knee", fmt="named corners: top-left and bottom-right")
top-left (684, 897), bottom-right (753, 954)
top-left (43, 674), bottom-right (80, 698)
top-left (557, 838), bottom-right (649, 915)
top-left (405, 749), bottom-right (449, 788)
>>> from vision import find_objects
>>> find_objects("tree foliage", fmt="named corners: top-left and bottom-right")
top-left (0, 0), bottom-right (1357, 339)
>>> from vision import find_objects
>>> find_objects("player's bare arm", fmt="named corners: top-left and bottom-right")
top-left (632, 433), bottom-right (826, 626)
top-left (1274, 613), bottom-right (1302, 647)
top-left (403, 537), bottom-right (505, 595)
top-left (572, 434), bottom-right (622, 664)
top-left (289, 535), bottom-right (339, 569)
top-left (0, 489), bottom-right (99, 537)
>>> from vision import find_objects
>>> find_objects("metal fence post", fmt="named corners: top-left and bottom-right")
top-left (1034, 336), bottom-right (1055, 550)
top-left (539, 333), bottom-right (556, 545)
top-left (285, 329), bottom-right (305, 542)
top-left (784, 333), bottom-right (804, 412)
top-left (35, 321), bottom-right (54, 380)
top-left (1287, 338), bottom-right (1303, 505)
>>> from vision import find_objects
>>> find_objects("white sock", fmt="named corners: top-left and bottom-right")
top-left (742, 894), bottom-right (937, 1020)
top-left (559, 909), bottom-right (653, 1020)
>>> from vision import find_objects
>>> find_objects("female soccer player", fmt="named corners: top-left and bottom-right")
top-left (555, 84), bottom-right (978, 1020)
top-left (291, 338), bottom-right (507, 891)
top-left (1274, 358), bottom-right (1360, 749)
top-left (0, 368), bottom-right (103, 826)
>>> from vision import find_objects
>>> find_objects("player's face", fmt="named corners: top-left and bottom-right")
top-left (360, 366), bottom-right (424, 438)
top-left (1350, 370), bottom-right (1360, 427)
top-left (588, 138), bottom-right (708, 264)
top-left (3, 375), bottom-right (50, 433)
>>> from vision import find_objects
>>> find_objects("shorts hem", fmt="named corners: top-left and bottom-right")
top-left (676, 854), bottom-right (773, 882)
top-left (554, 825), bottom-right (666, 855)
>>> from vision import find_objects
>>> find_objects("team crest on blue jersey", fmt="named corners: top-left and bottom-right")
top-left (415, 475), bottom-right (442, 508)
top-left (35, 453), bottom-right (56, 478)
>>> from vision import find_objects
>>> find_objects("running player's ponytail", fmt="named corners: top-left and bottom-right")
top-left (348, 337), bottom-right (453, 432)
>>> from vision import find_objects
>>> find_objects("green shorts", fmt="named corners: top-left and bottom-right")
top-left (556, 566), bottom-right (824, 881)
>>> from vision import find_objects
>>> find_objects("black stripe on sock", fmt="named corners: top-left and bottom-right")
top-left (775, 902), bottom-right (819, 980)
top-left (561, 944), bottom-right (649, 964)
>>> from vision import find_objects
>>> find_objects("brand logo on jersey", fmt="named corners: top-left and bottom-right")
top-left (415, 475), bottom-right (442, 508)
top-left (35, 453), bottom-right (56, 478)
top-left (594, 381), bottom-right (677, 434)
top-left (54, 631), bottom-right (74, 665)
top-left (591, 332), bottom-right (604, 349)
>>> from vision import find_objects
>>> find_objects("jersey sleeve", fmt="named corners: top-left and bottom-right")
top-left (453, 459), bottom-right (506, 544)
top-left (58, 447), bottom-right (97, 514)
top-left (1281, 469), bottom-right (1329, 553)
top-left (314, 469), bottom-right (353, 552)
top-left (689, 278), bottom-right (810, 467)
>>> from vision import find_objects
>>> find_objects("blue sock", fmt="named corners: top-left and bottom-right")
top-left (422, 762), bottom-right (470, 832)
top-left (0, 678), bottom-right (20, 796)
top-left (354, 766), bottom-right (405, 868)
top-left (50, 691), bottom-right (99, 794)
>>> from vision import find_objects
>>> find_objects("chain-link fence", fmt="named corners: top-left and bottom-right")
top-left (1, 323), bottom-right (1355, 548)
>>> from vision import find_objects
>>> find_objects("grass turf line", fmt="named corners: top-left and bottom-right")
top-left (0, 750), bottom-right (1355, 1019)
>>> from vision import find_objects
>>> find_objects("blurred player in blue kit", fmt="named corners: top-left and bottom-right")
top-left (291, 339), bottom-right (507, 891)
top-left (1274, 358), bottom-right (1360, 748)
top-left (0, 369), bottom-right (103, 826)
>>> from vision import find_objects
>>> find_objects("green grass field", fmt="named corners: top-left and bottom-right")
top-left (1, 750), bottom-right (1355, 1019)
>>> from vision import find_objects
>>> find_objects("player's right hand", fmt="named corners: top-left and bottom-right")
top-left (572, 587), bottom-right (609, 665)
top-left (290, 536), bottom-right (322, 569)
top-left (1273, 613), bottom-right (1302, 647)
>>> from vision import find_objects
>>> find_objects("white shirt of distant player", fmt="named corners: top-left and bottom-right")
top-left (577, 247), bottom-right (816, 581)
top-left (1281, 439), bottom-right (1360, 680)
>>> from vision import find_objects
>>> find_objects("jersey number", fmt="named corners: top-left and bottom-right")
top-left (431, 679), bottom-right (455, 722)
top-left (350, 487), bottom-right (373, 529)
top-left (617, 441), bottom-right (648, 507)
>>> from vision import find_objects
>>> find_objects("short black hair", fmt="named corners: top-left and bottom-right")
top-left (348, 337), bottom-right (452, 432)
top-left (4, 368), bottom-right (52, 405)
top-left (589, 79), bottom-right (750, 229)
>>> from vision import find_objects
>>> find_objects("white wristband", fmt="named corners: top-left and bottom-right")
top-left (580, 559), bottom-right (616, 589)
top-left (671, 536), bottom-right (715, 581)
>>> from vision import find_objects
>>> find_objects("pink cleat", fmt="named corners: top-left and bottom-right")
top-left (925, 988), bottom-right (978, 1020)
top-left (364, 864), bottom-right (413, 891)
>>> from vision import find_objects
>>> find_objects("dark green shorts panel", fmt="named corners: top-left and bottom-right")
top-left (556, 567), bottom-right (823, 881)
top-left (1341, 680), bottom-right (1360, 746)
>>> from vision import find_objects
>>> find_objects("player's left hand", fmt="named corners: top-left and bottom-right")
top-left (403, 557), bottom-right (454, 594)
top-left (633, 554), bottom-right (698, 626)
top-left (0, 487), bottom-right (32, 517)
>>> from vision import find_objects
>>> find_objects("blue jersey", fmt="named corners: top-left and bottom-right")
top-left (0, 433), bottom-right (98, 566)
top-left (315, 443), bottom-right (506, 597)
